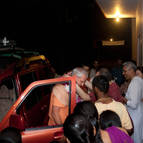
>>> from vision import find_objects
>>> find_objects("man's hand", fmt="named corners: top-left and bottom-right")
top-left (76, 84), bottom-right (91, 101)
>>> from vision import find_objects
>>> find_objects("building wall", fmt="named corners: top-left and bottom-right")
top-left (136, 0), bottom-right (143, 65)
top-left (131, 19), bottom-right (137, 62)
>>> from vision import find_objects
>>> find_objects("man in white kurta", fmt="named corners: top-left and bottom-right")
top-left (123, 61), bottom-right (143, 143)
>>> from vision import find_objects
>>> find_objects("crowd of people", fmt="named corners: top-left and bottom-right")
top-left (49, 59), bottom-right (143, 143)
top-left (64, 101), bottom-right (134, 143)
top-left (1, 59), bottom-right (143, 143)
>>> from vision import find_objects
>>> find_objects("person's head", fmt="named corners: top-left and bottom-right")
top-left (96, 68), bottom-right (113, 82)
top-left (82, 65), bottom-right (90, 71)
top-left (0, 127), bottom-right (22, 143)
top-left (122, 61), bottom-right (137, 80)
top-left (117, 59), bottom-right (123, 66)
top-left (63, 113), bottom-right (95, 143)
top-left (93, 60), bottom-right (99, 69)
top-left (92, 75), bottom-right (109, 97)
top-left (74, 101), bottom-right (99, 122)
top-left (99, 110), bottom-right (122, 130)
top-left (72, 67), bottom-right (88, 86)
top-left (82, 64), bottom-right (90, 74)
top-left (136, 66), bottom-right (143, 78)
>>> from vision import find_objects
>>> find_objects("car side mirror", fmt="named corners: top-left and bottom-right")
top-left (9, 114), bottom-right (25, 130)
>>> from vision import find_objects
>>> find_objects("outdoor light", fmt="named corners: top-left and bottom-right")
top-left (115, 10), bottom-right (120, 22)
top-left (109, 38), bottom-right (114, 42)
top-left (116, 17), bottom-right (120, 22)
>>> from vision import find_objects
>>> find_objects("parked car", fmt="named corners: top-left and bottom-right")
top-left (0, 76), bottom-right (76, 143)
top-left (0, 55), bottom-right (56, 123)
top-left (0, 37), bottom-right (40, 70)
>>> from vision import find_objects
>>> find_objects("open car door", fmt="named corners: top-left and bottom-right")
top-left (0, 76), bottom-right (76, 143)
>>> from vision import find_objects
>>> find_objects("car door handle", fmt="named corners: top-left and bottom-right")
top-left (53, 131), bottom-right (64, 140)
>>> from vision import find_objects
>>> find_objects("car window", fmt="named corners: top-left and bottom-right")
top-left (0, 77), bottom-right (16, 122)
top-left (20, 72), bottom-right (37, 91)
top-left (38, 67), bottom-right (55, 80)
top-left (43, 67), bottom-right (55, 78)
top-left (16, 80), bottom-right (71, 129)
top-left (24, 86), bottom-right (43, 110)
top-left (20, 66), bottom-right (55, 92)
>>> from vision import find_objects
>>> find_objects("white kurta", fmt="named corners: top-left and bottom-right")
top-left (125, 76), bottom-right (143, 143)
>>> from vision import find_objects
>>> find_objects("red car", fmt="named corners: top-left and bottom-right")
top-left (0, 76), bottom-right (76, 143)
top-left (0, 55), bottom-right (75, 142)
top-left (0, 55), bottom-right (76, 142)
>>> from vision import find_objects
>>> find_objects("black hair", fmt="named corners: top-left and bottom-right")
top-left (96, 68), bottom-right (113, 81)
top-left (92, 75), bottom-right (109, 93)
top-left (73, 101), bottom-right (103, 143)
top-left (0, 127), bottom-right (21, 143)
top-left (74, 101), bottom-right (98, 120)
top-left (63, 113), bottom-right (100, 143)
top-left (136, 66), bottom-right (143, 73)
top-left (99, 110), bottom-right (122, 130)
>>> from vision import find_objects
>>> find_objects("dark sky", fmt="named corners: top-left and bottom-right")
top-left (0, 0), bottom-right (132, 74)
top-left (0, 1), bottom-right (92, 45)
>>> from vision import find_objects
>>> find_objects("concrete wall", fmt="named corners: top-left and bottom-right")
top-left (131, 19), bottom-right (137, 62)
top-left (136, 0), bottom-right (143, 65)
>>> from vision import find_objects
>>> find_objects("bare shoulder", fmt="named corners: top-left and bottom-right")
top-left (52, 84), bottom-right (66, 93)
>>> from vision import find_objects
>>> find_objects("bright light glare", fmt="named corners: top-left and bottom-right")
top-left (115, 10), bottom-right (120, 22)
top-left (116, 17), bottom-right (120, 22)
top-left (110, 38), bottom-right (113, 42)
top-left (115, 11), bottom-right (120, 17)
top-left (106, 7), bottom-right (132, 18)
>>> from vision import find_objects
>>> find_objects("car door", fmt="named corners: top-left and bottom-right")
top-left (16, 76), bottom-right (76, 143)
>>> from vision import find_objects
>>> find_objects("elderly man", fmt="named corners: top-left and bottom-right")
top-left (123, 61), bottom-right (143, 143)
top-left (48, 67), bottom-right (91, 126)
top-left (72, 67), bottom-right (91, 102)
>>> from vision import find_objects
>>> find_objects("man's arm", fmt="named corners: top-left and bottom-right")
top-left (85, 80), bottom-right (93, 91)
top-left (125, 80), bottom-right (141, 109)
top-left (76, 84), bottom-right (91, 101)
top-left (51, 105), bottom-right (62, 125)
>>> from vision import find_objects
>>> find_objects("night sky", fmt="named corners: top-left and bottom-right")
top-left (0, 0), bottom-right (132, 74)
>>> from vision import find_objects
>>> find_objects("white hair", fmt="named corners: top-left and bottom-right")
top-left (123, 61), bottom-right (137, 71)
top-left (72, 67), bottom-right (88, 78)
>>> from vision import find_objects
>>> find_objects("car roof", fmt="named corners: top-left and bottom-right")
top-left (0, 55), bottom-right (54, 84)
